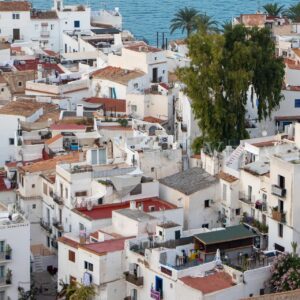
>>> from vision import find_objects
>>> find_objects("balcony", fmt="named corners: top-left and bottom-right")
top-left (239, 192), bottom-right (253, 205)
top-left (52, 220), bottom-right (64, 232)
top-left (271, 185), bottom-right (286, 197)
top-left (124, 272), bottom-right (144, 287)
top-left (0, 269), bottom-right (12, 287)
top-left (255, 201), bottom-right (267, 211)
top-left (40, 31), bottom-right (50, 38)
top-left (51, 238), bottom-right (58, 249)
top-left (51, 192), bottom-right (64, 205)
top-left (242, 213), bottom-right (268, 234)
top-left (272, 208), bottom-right (286, 223)
top-left (40, 219), bottom-right (52, 234)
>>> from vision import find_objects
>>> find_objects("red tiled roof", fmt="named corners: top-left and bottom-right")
top-left (125, 42), bottom-right (162, 53)
top-left (74, 197), bottom-right (177, 220)
top-left (58, 236), bottom-right (79, 249)
top-left (143, 116), bottom-right (165, 124)
top-left (14, 59), bottom-right (64, 73)
top-left (50, 124), bottom-right (86, 131)
top-left (80, 237), bottom-right (130, 256)
top-left (45, 134), bottom-right (63, 145)
top-left (84, 97), bottom-right (126, 112)
top-left (43, 49), bottom-right (59, 57)
top-left (0, 1), bottom-right (31, 11)
top-left (180, 271), bottom-right (235, 294)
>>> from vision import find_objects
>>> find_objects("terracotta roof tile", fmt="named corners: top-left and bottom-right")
top-left (125, 42), bottom-right (162, 53)
top-left (143, 116), bottom-right (165, 124)
top-left (58, 236), bottom-right (79, 249)
top-left (19, 152), bottom-right (80, 173)
top-left (218, 171), bottom-right (238, 183)
top-left (84, 97), bottom-right (126, 112)
top-left (91, 66), bottom-right (145, 85)
top-left (45, 134), bottom-right (63, 145)
top-left (0, 1), bottom-right (31, 11)
top-left (79, 237), bottom-right (130, 256)
top-left (180, 271), bottom-right (235, 294)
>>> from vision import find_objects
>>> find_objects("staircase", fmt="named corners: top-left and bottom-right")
top-left (34, 255), bottom-right (44, 273)
top-left (226, 144), bottom-right (244, 168)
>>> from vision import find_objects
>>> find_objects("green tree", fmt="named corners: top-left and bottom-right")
top-left (195, 14), bottom-right (219, 33)
top-left (178, 25), bottom-right (285, 152)
top-left (285, 3), bottom-right (300, 22)
top-left (58, 280), bottom-right (96, 300)
top-left (270, 252), bottom-right (300, 292)
top-left (170, 7), bottom-right (200, 37)
top-left (263, 3), bottom-right (285, 16)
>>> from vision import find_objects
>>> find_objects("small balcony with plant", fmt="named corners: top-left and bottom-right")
top-left (0, 268), bottom-right (12, 286)
top-left (40, 219), bottom-right (52, 234)
top-left (124, 264), bottom-right (144, 287)
top-left (0, 244), bottom-right (12, 262)
top-left (271, 207), bottom-right (286, 223)
top-left (241, 213), bottom-right (268, 234)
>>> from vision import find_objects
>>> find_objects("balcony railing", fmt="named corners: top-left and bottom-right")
top-left (40, 219), bottom-right (52, 234)
top-left (52, 220), bottom-right (64, 232)
top-left (272, 209), bottom-right (286, 223)
top-left (51, 192), bottom-right (64, 205)
top-left (124, 272), bottom-right (144, 287)
top-left (271, 185), bottom-right (286, 197)
top-left (51, 239), bottom-right (58, 249)
top-left (0, 251), bottom-right (12, 261)
top-left (40, 31), bottom-right (50, 38)
top-left (239, 192), bottom-right (253, 204)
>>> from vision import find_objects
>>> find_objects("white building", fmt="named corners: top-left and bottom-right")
top-left (159, 168), bottom-right (220, 229)
top-left (0, 208), bottom-right (30, 300)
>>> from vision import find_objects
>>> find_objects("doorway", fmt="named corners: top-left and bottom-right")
top-left (13, 28), bottom-right (20, 40)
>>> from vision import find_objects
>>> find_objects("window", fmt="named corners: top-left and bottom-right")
top-left (75, 191), bottom-right (87, 197)
top-left (278, 223), bottom-right (283, 238)
top-left (68, 250), bottom-right (75, 262)
top-left (43, 183), bottom-right (48, 195)
top-left (32, 204), bottom-right (36, 209)
top-left (51, 24), bottom-right (54, 30)
top-left (159, 230), bottom-right (163, 236)
top-left (1, 88), bottom-right (4, 92)
top-left (204, 199), bottom-right (210, 208)
top-left (0, 291), bottom-right (5, 300)
top-left (236, 208), bottom-right (241, 216)
top-left (74, 20), bottom-right (80, 28)
top-left (131, 105), bottom-right (137, 113)
top-left (18, 81), bottom-right (22, 87)
top-left (12, 13), bottom-right (20, 19)
top-left (97, 198), bottom-right (103, 205)
top-left (295, 99), bottom-right (300, 108)
top-left (65, 188), bottom-right (68, 199)
top-left (8, 138), bottom-right (14, 145)
top-left (35, 24), bottom-right (38, 30)
top-left (151, 167), bottom-right (155, 172)
top-left (202, 223), bottom-right (209, 228)
top-left (0, 266), bottom-right (4, 278)
top-left (278, 175), bottom-right (285, 189)
top-left (32, 184), bottom-right (35, 188)
top-left (133, 83), bottom-right (138, 89)
top-left (84, 261), bottom-right (93, 271)
top-left (0, 241), bottom-right (4, 253)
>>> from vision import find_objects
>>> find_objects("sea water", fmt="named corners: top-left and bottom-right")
top-left (32, 0), bottom-right (298, 44)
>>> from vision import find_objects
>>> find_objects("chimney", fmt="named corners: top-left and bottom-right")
top-left (76, 104), bottom-right (83, 117)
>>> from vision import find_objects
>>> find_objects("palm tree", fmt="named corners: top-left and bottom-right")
top-left (263, 3), bottom-right (285, 17)
top-left (170, 7), bottom-right (200, 37)
top-left (195, 14), bottom-right (219, 33)
top-left (285, 3), bottom-right (300, 22)
top-left (68, 282), bottom-right (96, 300)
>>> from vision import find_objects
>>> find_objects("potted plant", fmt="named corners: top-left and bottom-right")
top-left (6, 268), bottom-right (12, 284)
top-left (5, 244), bottom-right (12, 260)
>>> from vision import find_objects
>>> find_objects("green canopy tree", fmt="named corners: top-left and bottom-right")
top-left (263, 3), bottom-right (285, 16)
top-left (178, 25), bottom-right (285, 152)
top-left (170, 7), bottom-right (200, 37)
top-left (285, 2), bottom-right (300, 22)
